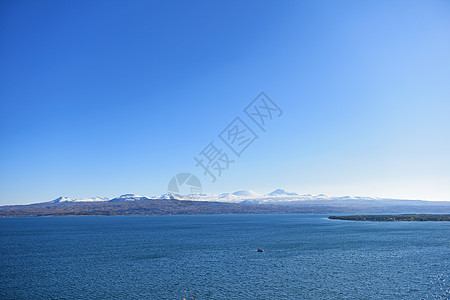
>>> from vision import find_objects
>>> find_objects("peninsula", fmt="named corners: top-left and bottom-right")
top-left (328, 214), bottom-right (450, 221)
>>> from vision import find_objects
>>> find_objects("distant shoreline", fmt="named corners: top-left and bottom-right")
top-left (328, 214), bottom-right (450, 222)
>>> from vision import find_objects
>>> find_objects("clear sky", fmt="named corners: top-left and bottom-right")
top-left (1, 0), bottom-right (449, 205)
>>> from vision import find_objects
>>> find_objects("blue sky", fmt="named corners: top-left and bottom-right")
top-left (1, 0), bottom-right (449, 205)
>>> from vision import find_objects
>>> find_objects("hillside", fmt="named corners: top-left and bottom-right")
top-left (1, 197), bottom-right (450, 217)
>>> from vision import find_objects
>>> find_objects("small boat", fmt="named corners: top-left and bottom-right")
top-left (257, 248), bottom-right (264, 252)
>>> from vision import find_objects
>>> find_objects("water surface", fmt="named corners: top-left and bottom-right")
top-left (1, 215), bottom-right (449, 299)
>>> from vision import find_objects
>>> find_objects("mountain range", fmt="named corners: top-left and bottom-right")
top-left (1, 189), bottom-right (449, 217)
top-left (51, 189), bottom-right (415, 204)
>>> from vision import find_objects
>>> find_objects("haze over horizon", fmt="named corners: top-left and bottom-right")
top-left (1, 0), bottom-right (450, 205)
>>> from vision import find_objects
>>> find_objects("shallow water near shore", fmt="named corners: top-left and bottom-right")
top-left (1, 214), bottom-right (449, 299)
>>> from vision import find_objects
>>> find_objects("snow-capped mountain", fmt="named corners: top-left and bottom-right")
top-left (217, 190), bottom-right (260, 201)
top-left (52, 196), bottom-right (110, 203)
top-left (231, 190), bottom-right (260, 197)
top-left (157, 193), bottom-right (182, 200)
top-left (268, 189), bottom-right (299, 196)
top-left (52, 197), bottom-right (73, 203)
top-left (109, 194), bottom-right (150, 202)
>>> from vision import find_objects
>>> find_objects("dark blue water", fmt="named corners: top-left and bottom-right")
top-left (1, 215), bottom-right (449, 299)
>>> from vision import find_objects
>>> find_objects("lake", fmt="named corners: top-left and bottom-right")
top-left (1, 215), bottom-right (449, 299)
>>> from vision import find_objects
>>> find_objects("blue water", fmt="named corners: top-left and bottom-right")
top-left (1, 215), bottom-right (449, 299)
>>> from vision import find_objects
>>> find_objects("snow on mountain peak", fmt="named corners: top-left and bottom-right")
top-left (52, 197), bottom-right (73, 203)
top-left (231, 190), bottom-right (260, 197)
top-left (158, 193), bottom-right (182, 200)
top-left (52, 196), bottom-right (109, 203)
top-left (108, 194), bottom-right (151, 202)
top-left (50, 189), bottom-right (383, 205)
top-left (268, 189), bottom-right (298, 196)
top-left (118, 194), bottom-right (143, 199)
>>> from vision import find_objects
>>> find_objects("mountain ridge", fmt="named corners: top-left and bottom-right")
top-left (1, 188), bottom-right (449, 217)
top-left (1, 195), bottom-right (450, 218)
top-left (49, 189), bottom-right (445, 205)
